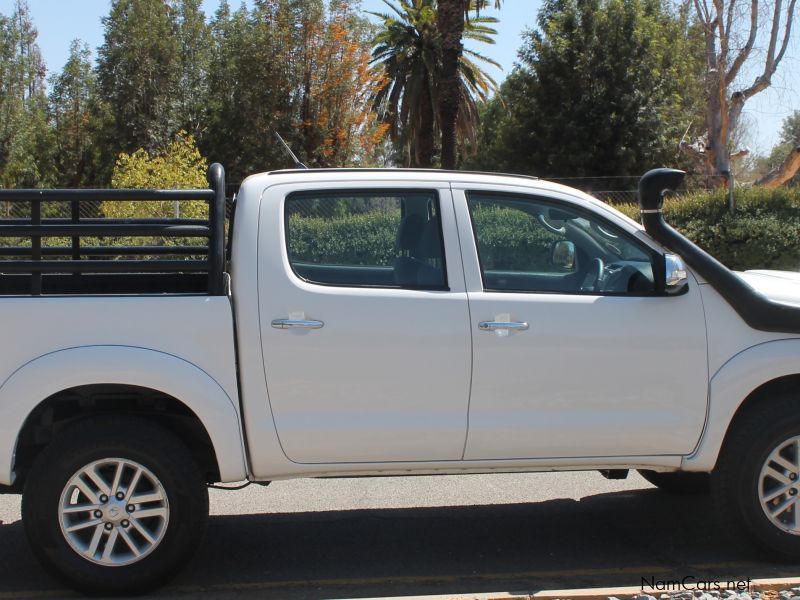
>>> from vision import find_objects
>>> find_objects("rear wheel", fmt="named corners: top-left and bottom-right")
top-left (638, 470), bottom-right (711, 494)
top-left (22, 416), bottom-right (208, 595)
top-left (714, 395), bottom-right (800, 559)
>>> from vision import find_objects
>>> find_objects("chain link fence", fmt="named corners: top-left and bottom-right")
top-left (549, 176), bottom-right (641, 205)
top-left (1, 173), bottom-right (728, 219)
top-left (549, 174), bottom-right (728, 205)
top-left (1, 173), bottom-right (727, 258)
top-left (0, 199), bottom-right (208, 221)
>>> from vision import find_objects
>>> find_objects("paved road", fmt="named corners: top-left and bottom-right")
top-left (0, 471), bottom-right (797, 599)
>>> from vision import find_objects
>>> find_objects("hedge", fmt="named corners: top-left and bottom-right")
top-left (464, 205), bottom-right (560, 271)
top-left (5, 187), bottom-right (796, 273)
top-left (615, 186), bottom-right (800, 272)
top-left (289, 188), bottom-right (800, 273)
top-left (288, 206), bottom-right (558, 270)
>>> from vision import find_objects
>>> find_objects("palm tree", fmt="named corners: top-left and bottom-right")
top-left (438, 0), bottom-right (501, 169)
top-left (370, 0), bottom-right (499, 168)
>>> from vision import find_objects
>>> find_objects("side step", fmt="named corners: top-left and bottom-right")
top-left (599, 469), bottom-right (629, 480)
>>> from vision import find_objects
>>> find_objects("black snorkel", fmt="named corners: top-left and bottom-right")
top-left (638, 168), bottom-right (800, 334)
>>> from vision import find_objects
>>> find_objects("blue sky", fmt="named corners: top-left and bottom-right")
top-left (1, 0), bottom-right (797, 157)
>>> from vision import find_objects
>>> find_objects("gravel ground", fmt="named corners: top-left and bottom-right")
top-left (615, 588), bottom-right (800, 600)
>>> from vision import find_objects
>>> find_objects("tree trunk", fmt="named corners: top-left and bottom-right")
top-left (414, 81), bottom-right (436, 168)
top-left (703, 44), bottom-right (731, 187)
top-left (437, 0), bottom-right (465, 170)
top-left (755, 145), bottom-right (800, 188)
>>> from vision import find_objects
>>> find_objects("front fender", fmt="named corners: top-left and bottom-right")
top-left (0, 345), bottom-right (247, 485)
top-left (683, 338), bottom-right (800, 471)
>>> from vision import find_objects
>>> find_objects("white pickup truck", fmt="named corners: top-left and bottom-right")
top-left (1, 166), bottom-right (799, 595)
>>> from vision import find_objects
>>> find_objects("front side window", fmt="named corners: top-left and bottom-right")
top-left (286, 190), bottom-right (446, 289)
top-left (467, 192), bottom-right (655, 295)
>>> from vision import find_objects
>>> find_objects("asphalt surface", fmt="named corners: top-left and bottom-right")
top-left (1, 471), bottom-right (798, 599)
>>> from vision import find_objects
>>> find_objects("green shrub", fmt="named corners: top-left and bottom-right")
top-left (616, 187), bottom-right (800, 272)
top-left (287, 206), bottom-right (558, 269)
top-left (108, 132), bottom-right (208, 222)
top-left (468, 205), bottom-right (559, 271)
top-left (288, 211), bottom-right (401, 266)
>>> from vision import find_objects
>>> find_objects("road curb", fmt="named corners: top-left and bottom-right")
top-left (367, 577), bottom-right (800, 600)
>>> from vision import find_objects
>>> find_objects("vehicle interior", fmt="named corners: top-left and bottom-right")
top-left (286, 190), bottom-right (657, 295)
top-left (467, 194), bottom-right (657, 295)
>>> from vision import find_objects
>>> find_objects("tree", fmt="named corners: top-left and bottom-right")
top-left (757, 110), bottom-right (800, 187)
top-left (779, 112), bottom-right (800, 145)
top-left (370, 0), bottom-right (439, 167)
top-left (0, 0), bottom-right (54, 188)
top-left (205, 0), bottom-right (389, 182)
top-left (296, 0), bottom-right (390, 167)
top-left (466, 0), bottom-right (706, 179)
top-left (681, 0), bottom-right (797, 185)
top-left (171, 0), bottom-right (211, 141)
top-left (96, 0), bottom-right (181, 155)
top-left (370, 0), bottom-right (498, 167)
top-left (437, 0), bottom-right (500, 169)
top-left (48, 40), bottom-right (97, 187)
top-left (203, 1), bottom-right (248, 180)
top-left (204, 0), bottom-right (318, 179)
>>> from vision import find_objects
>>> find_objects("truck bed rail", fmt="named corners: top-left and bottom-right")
top-left (0, 164), bottom-right (226, 296)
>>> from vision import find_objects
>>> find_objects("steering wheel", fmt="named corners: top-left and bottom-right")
top-left (580, 257), bottom-right (605, 292)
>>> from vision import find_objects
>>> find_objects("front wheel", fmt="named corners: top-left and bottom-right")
top-left (22, 416), bottom-right (209, 595)
top-left (714, 396), bottom-right (800, 560)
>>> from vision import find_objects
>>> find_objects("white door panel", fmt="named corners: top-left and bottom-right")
top-left (262, 290), bottom-right (471, 463)
top-left (464, 291), bottom-right (708, 459)
top-left (258, 183), bottom-right (471, 464)
top-left (452, 188), bottom-right (709, 460)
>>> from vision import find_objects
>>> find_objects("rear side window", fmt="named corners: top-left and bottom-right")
top-left (285, 190), bottom-right (447, 289)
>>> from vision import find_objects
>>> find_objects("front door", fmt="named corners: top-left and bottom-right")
top-left (258, 183), bottom-right (471, 464)
top-left (454, 187), bottom-right (709, 460)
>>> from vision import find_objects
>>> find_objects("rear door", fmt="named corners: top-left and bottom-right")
top-left (257, 181), bottom-right (472, 464)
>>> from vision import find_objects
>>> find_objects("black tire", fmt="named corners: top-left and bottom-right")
top-left (22, 416), bottom-right (209, 596)
top-left (638, 470), bottom-right (711, 494)
top-left (713, 394), bottom-right (800, 560)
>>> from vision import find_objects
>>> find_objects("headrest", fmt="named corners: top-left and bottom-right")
top-left (396, 214), bottom-right (425, 251)
top-left (416, 219), bottom-right (442, 259)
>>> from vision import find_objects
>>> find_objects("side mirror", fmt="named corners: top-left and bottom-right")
top-left (664, 253), bottom-right (688, 295)
top-left (550, 240), bottom-right (576, 271)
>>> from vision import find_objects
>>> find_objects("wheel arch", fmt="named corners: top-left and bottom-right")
top-left (683, 338), bottom-right (800, 472)
top-left (0, 346), bottom-right (247, 487)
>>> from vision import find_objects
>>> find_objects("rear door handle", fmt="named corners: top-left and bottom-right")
top-left (271, 319), bottom-right (324, 330)
top-left (478, 321), bottom-right (529, 331)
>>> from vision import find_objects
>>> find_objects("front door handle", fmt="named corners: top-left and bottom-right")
top-left (478, 321), bottom-right (529, 332)
top-left (271, 318), bottom-right (324, 330)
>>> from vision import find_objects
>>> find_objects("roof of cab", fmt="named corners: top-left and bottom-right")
top-left (266, 168), bottom-right (540, 182)
top-left (243, 167), bottom-right (590, 205)
top-left (241, 167), bottom-right (546, 191)
top-left (243, 167), bottom-right (620, 212)
top-left (238, 167), bottom-right (645, 231)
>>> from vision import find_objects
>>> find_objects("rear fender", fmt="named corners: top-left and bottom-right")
top-left (0, 345), bottom-right (247, 485)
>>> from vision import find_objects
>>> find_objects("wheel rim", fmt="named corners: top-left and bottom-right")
top-left (759, 435), bottom-right (800, 535)
top-left (58, 458), bottom-right (170, 566)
